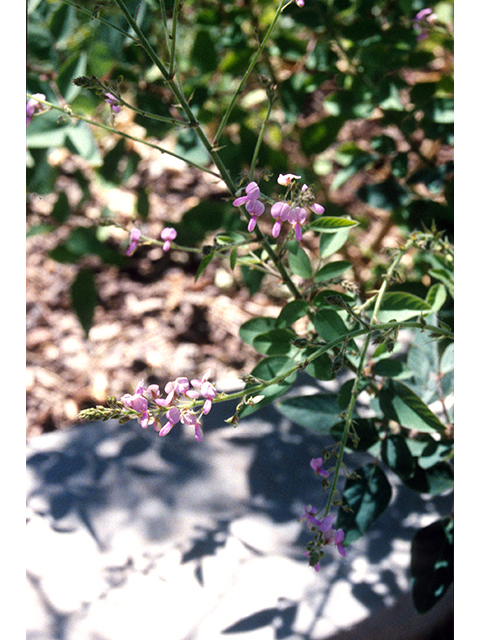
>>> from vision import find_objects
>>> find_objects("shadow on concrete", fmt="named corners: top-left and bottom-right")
top-left (26, 379), bottom-right (453, 640)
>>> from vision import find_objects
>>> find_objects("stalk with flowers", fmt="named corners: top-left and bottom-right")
top-left (27, 0), bottom-right (453, 614)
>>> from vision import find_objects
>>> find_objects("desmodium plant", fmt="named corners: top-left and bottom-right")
top-left (27, 0), bottom-right (453, 615)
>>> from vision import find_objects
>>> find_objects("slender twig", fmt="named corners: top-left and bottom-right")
top-left (26, 94), bottom-right (222, 179)
top-left (214, 0), bottom-right (286, 145)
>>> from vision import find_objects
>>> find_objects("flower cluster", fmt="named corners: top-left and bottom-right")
top-left (233, 174), bottom-right (324, 241)
top-left (26, 93), bottom-right (46, 126)
top-left (301, 506), bottom-right (346, 569)
top-left (126, 227), bottom-right (177, 256)
top-left (413, 8), bottom-right (436, 40)
top-left (120, 370), bottom-right (216, 442)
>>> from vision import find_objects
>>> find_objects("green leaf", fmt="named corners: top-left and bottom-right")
top-left (425, 283), bottom-right (447, 313)
top-left (51, 191), bottom-right (70, 224)
top-left (275, 300), bottom-right (309, 328)
top-left (252, 328), bottom-right (297, 356)
top-left (136, 188), bottom-right (150, 221)
top-left (376, 291), bottom-right (432, 322)
top-left (379, 380), bottom-right (446, 434)
top-left (300, 116), bottom-right (343, 155)
top-left (56, 52), bottom-right (87, 103)
top-left (70, 268), bottom-right (97, 337)
top-left (381, 434), bottom-right (416, 479)
top-left (287, 241), bottom-right (312, 278)
top-left (403, 461), bottom-right (453, 495)
top-left (277, 393), bottom-right (342, 433)
top-left (309, 217), bottom-right (358, 233)
top-left (319, 227), bottom-right (351, 258)
top-left (49, 227), bottom-right (126, 267)
top-left (313, 260), bottom-right (351, 282)
top-left (195, 251), bottom-right (216, 281)
top-left (337, 463), bottom-right (392, 545)
top-left (239, 317), bottom-right (277, 348)
top-left (372, 358), bottom-right (413, 380)
top-left (313, 309), bottom-right (351, 343)
top-left (190, 28), bottom-right (218, 74)
top-left (66, 121), bottom-right (102, 165)
top-left (411, 518), bottom-right (454, 613)
top-left (304, 352), bottom-right (335, 381)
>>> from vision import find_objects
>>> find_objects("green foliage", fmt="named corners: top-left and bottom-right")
top-left (337, 463), bottom-right (393, 545)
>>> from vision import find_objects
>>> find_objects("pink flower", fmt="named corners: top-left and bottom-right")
top-left (323, 527), bottom-right (347, 557)
top-left (181, 412), bottom-right (203, 442)
top-left (156, 376), bottom-right (190, 407)
top-left (233, 181), bottom-right (265, 232)
top-left (295, 0), bottom-right (305, 6)
top-left (186, 370), bottom-right (217, 414)
top-left (311, 203), bottom-right (325, 215)
top-left (301, 505), bottom-right (323, 529)
top-left (161, 227), bottom-right (177, 251)
top-left (126, 228), bottom-right (141, 256)
top-left (288, 206), bottom-right (307, 241)
top-left (277, 173), bottom-right (301, 186)
top-left (105, 92), bottom-right (120, 113)
top-left (310, 457), bottom-right (329, 478)
top-left (121, 381), bottom-right (150, 428)
top-left (26, 93), bottom-right (46, 126)
top-left (271, 201), bottom-right (291, 238)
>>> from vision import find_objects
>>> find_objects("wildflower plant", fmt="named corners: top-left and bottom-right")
top-left (27, 0), bottom-right (453, 615)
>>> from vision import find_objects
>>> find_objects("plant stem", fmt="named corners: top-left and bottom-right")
top-left (323, 238), bottom-right (432, 516)
top-left (26, 95), bottom-right (222, 179)
top-left (214, 0), bottom-right (286, 145)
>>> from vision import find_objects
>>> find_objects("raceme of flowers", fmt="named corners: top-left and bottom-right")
top-left (233, 174), bottom-right (324, 241)
top-left (301, 506), bottom-right (346, 568)
top-left (299, 457), bottom-right (346, 566)
top-left (120, 370), bottom-right (217, 442)
top-left (126, 226), bottom-right (177, 256)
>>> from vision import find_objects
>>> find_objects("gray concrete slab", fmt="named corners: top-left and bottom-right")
top-left (26, 380), bottom-right (452, 640)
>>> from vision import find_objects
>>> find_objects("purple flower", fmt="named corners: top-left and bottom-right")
top-left (121, 381), bottom-right (150, 428)
top-left (126, 228), bottom-right (141, 256)
top-left (156, 376), bottom-right (191, 407)
top-left (181, 411), bottom-right (203, 442)
top-left (310, 457), bottom-right (329, 478)
top-left (105, 92), bottom-right (121, 113)
top-left (288, 206), bottom-right (307, 241)
top-left (271, 201), bottom-right (291, 238)
top-left (295, 0), bottom-right (305, 6)
top-left (26, 93), bottom-right (46, 126)
top-left (161, 227), bottom-right (177, 251)
top-left (323, 527), bottom-right (347, 557)
top-left (311, 203), bottom-right (325, 215)
top-left (300, 505), bottom-right (324, 529)
top-left (233, 181), bottom-right (265, 232)
top-left (186, 369), bottom-right (217, 414)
